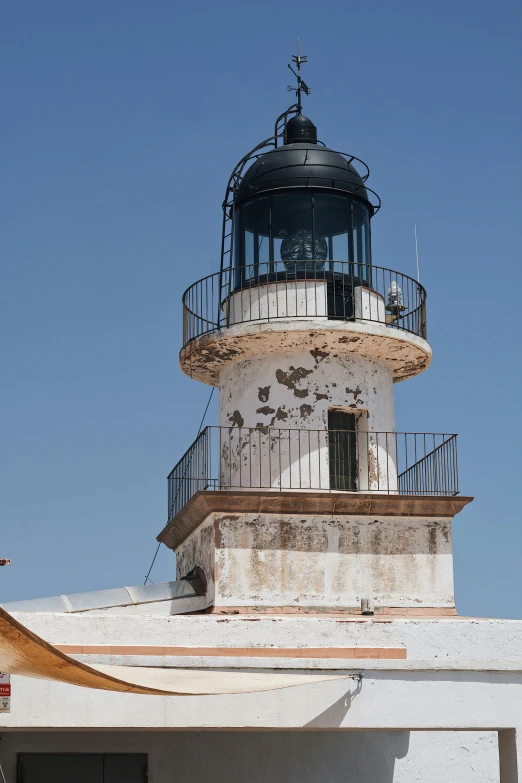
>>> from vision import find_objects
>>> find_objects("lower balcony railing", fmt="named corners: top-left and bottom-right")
top-left (167, 428), bottom-right (458, 521)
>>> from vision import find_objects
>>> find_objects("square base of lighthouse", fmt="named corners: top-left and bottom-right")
top-left (158, 492), bottom-right (472, 614)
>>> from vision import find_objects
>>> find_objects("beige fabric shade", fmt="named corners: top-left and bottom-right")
top-left (0, 607), bottom-right (347, 696)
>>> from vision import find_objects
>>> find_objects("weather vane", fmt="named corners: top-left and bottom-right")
top-left (287, 40), bottom-right (311, 114)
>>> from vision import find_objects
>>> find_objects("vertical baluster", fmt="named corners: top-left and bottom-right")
top-left (432, 433), bottom-right (439, 494)
top-left (258, 426), bottom-right (262, 489)
top-left (278, 427), bottom-right (282, 491)
top-left (228, 426), bottom-right (232, 489)
top-left (285, 262), bottom-right (289, 320)
top-left (397, 432), bottom-right (409, 492)
top-left (317, 430), bottom-right (321, 490)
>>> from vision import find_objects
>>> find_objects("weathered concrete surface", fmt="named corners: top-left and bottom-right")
top-left (176, 517), bottom-right (216, 605)
top-left (219, 350), bottom-right (394, 434)
top-left (180, 318), bottom-right (432, 386)
top-left (175, 512), bottom-right (455, 610)
top-left (0, 730), bottom-right (502, 783)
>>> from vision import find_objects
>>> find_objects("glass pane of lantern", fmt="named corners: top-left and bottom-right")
top-left (332, 233), bottom-right (349, 263)
top-left (271, 192), bottom-right (317, 275)
top-left (314, 193), bottom-right (352, 263)
top-left (314, 193), bottom-right (350, 236)
top-left (352, 200), bottom-right (371, 282)
top-left (245, 229), bottom-right (254, 267)
top-left (235, 197), bottom-right (271, 278)
top-left (241, 196), bottom-right (270, 237)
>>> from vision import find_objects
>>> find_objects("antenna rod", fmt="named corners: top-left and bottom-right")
top-left (414, 223), bottom-right (420, 282)
top-left (297, 39), bottom-right (302, 113)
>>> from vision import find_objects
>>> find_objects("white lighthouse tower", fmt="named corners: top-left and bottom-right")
top-left (158, 55), bottom-right (464, 616)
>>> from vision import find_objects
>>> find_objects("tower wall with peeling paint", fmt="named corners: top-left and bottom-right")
top-left (219, 348), bottom-right (395, 433)
top-left (218, 349), bottom-right (397, 492)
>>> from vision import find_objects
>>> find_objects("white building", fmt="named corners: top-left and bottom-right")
top-left (1, 56), bottom-right (521, 783)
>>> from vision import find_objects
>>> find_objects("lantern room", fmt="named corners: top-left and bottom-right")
top-left (223, 112), bottom-right (381, 295)
top-left (233, 116), bottom-right (374, 268)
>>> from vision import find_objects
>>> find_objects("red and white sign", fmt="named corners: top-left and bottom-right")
top-left (0, 673), bottom-right (10, 712)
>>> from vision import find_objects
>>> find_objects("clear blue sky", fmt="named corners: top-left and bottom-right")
top-left (2, 0), bottom-right (521, 617)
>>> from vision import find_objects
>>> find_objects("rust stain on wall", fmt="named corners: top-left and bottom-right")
top-left (428, 526), bottom-right (438, 554)
top-left (214, 519), bottom-right (222, 549)
top-left (228, 410), bottom-right (244, 427)
top-left (338, 335), bottom-right (360, 344)
top-left (256, 406), bottom-right (276, 415)
top-left (275, 366), bottom-right (313, 398)
top-left (310, 347), bottom-right (329, 362)
top-left (258, 386), bottom-right (271, 402)
top-left (346, 385), bottom-right (363, 402)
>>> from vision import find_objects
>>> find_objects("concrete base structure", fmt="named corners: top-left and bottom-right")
top-left (158, 492), bottom-right (471, 613)
top-left (1, 613), bottom-right (521, 781)
top-left (174, 511), bottom-right (456, 610)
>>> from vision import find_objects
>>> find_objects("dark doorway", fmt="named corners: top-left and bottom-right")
top-left (328, 409), bottom-right (358, 491)
top-left (326, 274), bottom-right (355, 320)
top-left (18, 754), bottom-right (147, 783)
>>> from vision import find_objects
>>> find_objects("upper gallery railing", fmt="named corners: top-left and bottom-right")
top-left (181, 262), bottom-right (427, 349)
top-left (167, 428), bottom-right (458, 522)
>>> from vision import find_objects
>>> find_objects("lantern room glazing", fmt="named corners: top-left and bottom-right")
top-left (233, 189), bottom-right (372, 282)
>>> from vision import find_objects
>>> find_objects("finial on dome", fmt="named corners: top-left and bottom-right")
top-left (287, 39), bottom-right (311, 115)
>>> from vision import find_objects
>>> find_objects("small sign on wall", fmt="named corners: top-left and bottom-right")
top-left (0, 673), bottom-right (10, 712)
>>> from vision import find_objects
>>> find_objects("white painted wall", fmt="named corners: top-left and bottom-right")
top-left (2, 667), bottom-right (521, 731)
top-left (227, 279), bottom-right (329, 323)
top-left (0, 730), bottom-right (502, 783)
top-left (1, 611), bottom-right (521, 783)
top-left (14, 613), bottom-right (522, 662)
top-left (225, 280), bottom-right (386, 326)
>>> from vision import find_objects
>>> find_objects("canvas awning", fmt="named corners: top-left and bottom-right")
top-left (0, 607), bottom-right (347, 696)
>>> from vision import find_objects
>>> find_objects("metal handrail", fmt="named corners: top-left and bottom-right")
top-left (181, 261), bottom-right (427, 350)
top-left (167, 428), bottom-right (458, 521)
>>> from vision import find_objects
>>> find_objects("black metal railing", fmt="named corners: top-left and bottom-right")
top-left (397, 436), bottom-right (459, 496)
top-left (181, 262), bottom-right (427, 350)
top-left (167, 428), bottom-right (457, 521)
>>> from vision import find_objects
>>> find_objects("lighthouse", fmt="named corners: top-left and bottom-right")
top-left (158, 52), bottom-right (464, 616)
top-left (1, 50), bottom-right (521, 783)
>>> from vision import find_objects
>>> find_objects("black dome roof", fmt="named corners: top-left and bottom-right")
top-left (285, 114), bottom-right (317, 144)
top-left (235, 142), bottom-right (373, 213)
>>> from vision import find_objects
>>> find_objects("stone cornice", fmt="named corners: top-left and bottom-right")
top-left (157, 490), bottom-right (473, 551)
